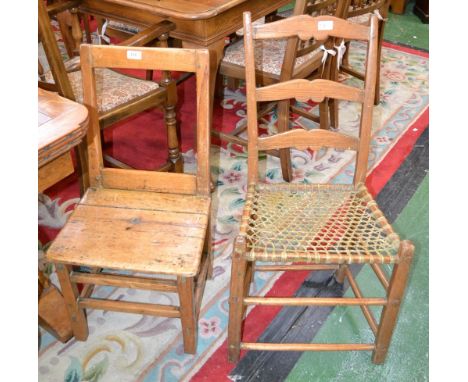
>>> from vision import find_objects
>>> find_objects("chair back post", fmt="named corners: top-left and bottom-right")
top-left (79, 44), bottom-right (211, 196)
top-left (243, 12), bottom-right (379, 187)
top-left (353, 14), bottom-right (379, 185)
top-left (244, 12), bottom-right (260, 186)
top-left (38, 0), bottom-right (75, 100)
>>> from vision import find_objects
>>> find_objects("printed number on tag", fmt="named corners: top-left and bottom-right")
top-left (127, 50), bottom-right (142, 60)
top-left (318, 20), bottom-right (333, 31)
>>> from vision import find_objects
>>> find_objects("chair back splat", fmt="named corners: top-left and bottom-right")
top-left (243, 12), bottom-right (379, 186)
top-left (80, 44), bottom-right (211, 196)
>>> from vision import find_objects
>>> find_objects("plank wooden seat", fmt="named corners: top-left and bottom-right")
top-left (47, 188), bottom-right (210, 276)
top-left (46, 44), bottom-right (212, 354)
top-left (227, 11), bottom-right (414, 365)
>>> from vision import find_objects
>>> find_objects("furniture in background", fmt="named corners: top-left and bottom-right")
top-left (227, 12), bottom-right (414, 364)
top-left (413, 0), bottom-right (428, 23)
top-left (77, 0), bottom-right (291, 104)
top-left (38, 88), bottom-right (89, 342)
top-left (389, 0), bottom-right (408, 14)
top-left (216, 0), bottom-right (348, 182)
top-left (45, 44), bottom-right (212, 354)
top-left (342, 0), bottom-right (391, 105)
top-left (38, 0), bottom-right (182, 194)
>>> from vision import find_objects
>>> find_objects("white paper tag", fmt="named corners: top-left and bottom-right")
top-left (318, 20), bottom-right (333, 31)
top-left (127, 50), bottom-right (142, 60)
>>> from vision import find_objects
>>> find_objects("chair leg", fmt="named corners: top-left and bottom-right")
top-left (164, 82), bottom-right (183, 173)
top-left (334, 264), bottom-right (347, 284)
top-left (177, 276), bottom-right (197, 354)
top-left (319, 99), bottom-right (329, 130)
top-left (228, 236), bottom-right (248, 362)
top-left (226, 76), bottom-right (241, 91)
top-left (372, 240), bottom-right (414, 364)
top-left (374, 21), bottom-right (386, 106)
top-left (55, 263), bottom-right (89, 341)
top-left (204, 217), bottom-right (214, 279)
top-left (277, 99), bottom-right (293, 182)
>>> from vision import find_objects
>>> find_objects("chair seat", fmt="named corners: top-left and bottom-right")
top-left (348, 12), bottom-right (372, 24)
top-left (107, 20), bottom-right (141, 34)
top-left (222, 38), bottom-right (322, 76)
top-left (44, 67), bottom-right (159, 113)
top-left (46, 187), bottom-right (211, 276)
top-left (243, 183), bottom-right (400, 264)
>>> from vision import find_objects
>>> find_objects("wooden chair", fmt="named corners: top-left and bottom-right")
top-left (45, 44), bottom-right (212, 354)
top-left (216, 0), bottom-right (348, 182)
top-left (341, 0), bottom-right (391, 105)
top-left (38, 0), bottom-right (182, 193)
top-left (227, 12), bottom-right (414, 364)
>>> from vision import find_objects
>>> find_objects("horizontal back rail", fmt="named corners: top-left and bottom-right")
top-left (101, 168), bottom-right (197, 195)
top-left (257, 128), bottom-right (359, 151)
top-left (84, 44), bottom-right (200, 73)
top-left (254, 15), bottom-right (371, 42)
top-left (256, 79), bottom-right (364, 103)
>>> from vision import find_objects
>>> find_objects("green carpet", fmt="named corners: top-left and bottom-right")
top-left (386, 1), bottom-right (429, 51)
top-left (286, 175), bottom-right (429, 382)
top-left (281, 1), bottom-right (429, 51)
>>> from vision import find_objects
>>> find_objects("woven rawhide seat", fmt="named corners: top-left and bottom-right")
top-left (44, 67), bottom-right (159, 113)
top-left (222, 38), bottom-right (322, 76)
top-left (240, 183), bottom-right (400, 264)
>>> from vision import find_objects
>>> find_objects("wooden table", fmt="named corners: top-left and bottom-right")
top-left (38, 88), bottom-right (89, 343)
top-left (80, 0), bottom-right (290, 96)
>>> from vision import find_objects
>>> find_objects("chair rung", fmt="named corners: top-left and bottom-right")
top-left (71, 271), bottom-right (178, 292)
top-left (243, 297), bottom-right (387, 306)
top-left (240, 342), bottom-right (375, 352)
top-left (255, 264), bottom-right (339, 272)
top-left (78, 297), bottom-right (180, 317)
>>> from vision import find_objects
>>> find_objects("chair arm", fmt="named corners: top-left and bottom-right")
top-left (118, 20), bottom-right (176, 47)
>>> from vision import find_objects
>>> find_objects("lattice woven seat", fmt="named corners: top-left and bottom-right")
top-left (241, 183), bottom-right (400, 264)
top-left (44, 67), bottom-right (159, 113)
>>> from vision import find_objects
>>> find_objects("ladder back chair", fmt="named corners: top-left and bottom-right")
top-left (228, 11), bottom-right (414, 364)
top-left (38, 0), bottom-right (182, 194)
top-left (217, 0), bottom-right (348, 182)
top-left (45, 44), bottom-right (212, 354)
top-left (342, 0), bottom-right (391, 105)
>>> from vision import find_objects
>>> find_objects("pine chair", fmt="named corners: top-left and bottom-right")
top-left (341, 0), bottom-right (391, 105)
top-left (227, 11), bottom-right (414, 364)
top-left (45, 44), bottom-right (212, 354)
top-left (38, 0), bottom-right (182, 194)
top-left (216, 0), bottom-right (349, 182)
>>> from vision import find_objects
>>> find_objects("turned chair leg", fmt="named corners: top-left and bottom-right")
top-left (55, 263), bottom-right (89, 341)
top-left (372, 240), bottom-right (414, 364)
top-left (177, 276), bottom-right (197, 354)
top-left (228, 237), bottom-right (248, 362)
top-left (163, 81), bottom-right (183, 173)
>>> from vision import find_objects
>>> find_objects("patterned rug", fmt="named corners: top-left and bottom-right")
top-left (38, 41), bottom-right (428, 382)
